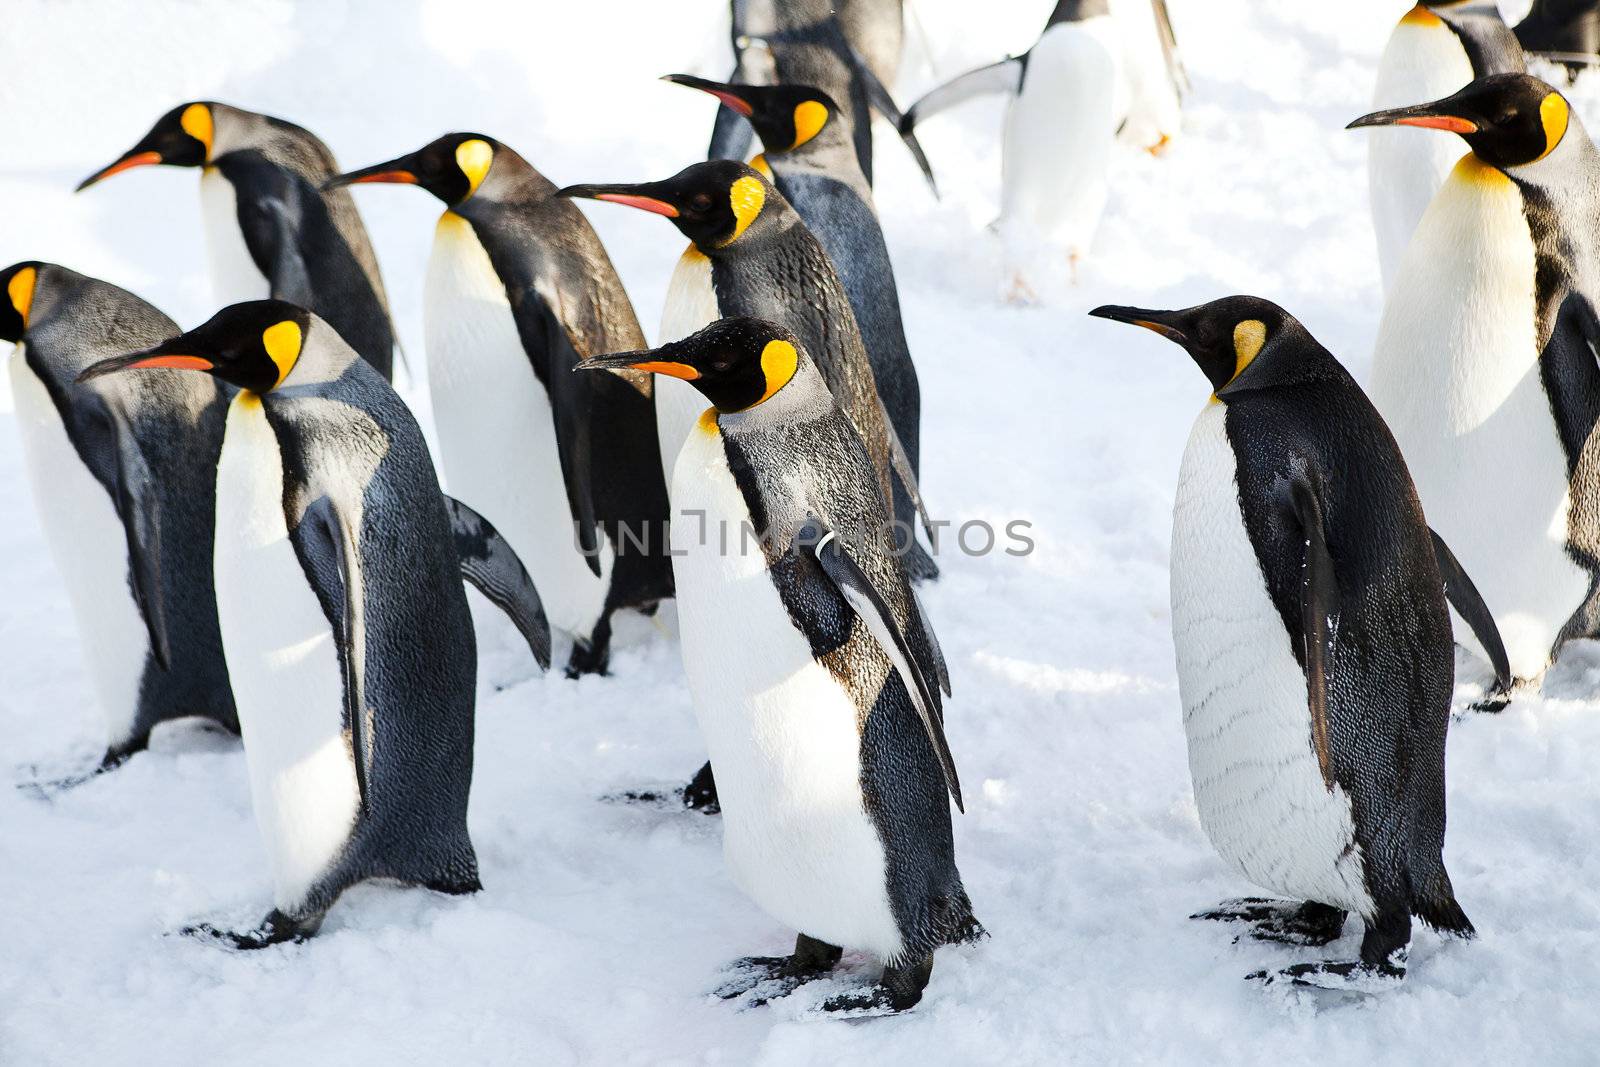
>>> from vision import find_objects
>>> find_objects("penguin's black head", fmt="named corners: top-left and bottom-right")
top-left (1089, 296), bottom-right (1295, 395)
top-left (574, 317), bottom-right (801, 414)
top-left (1348, 73), bottom-right (1570, 169)
top-left (0, 262), bottom-right (43, 344)
top-left (325, 133), bottom-right (499, 205)
top-left (663, 75), bottom-right (838, 156)
top-left (556, 161), bottom-right (776, 251)
top-left (77, 299), bottom-right (310, 394)
top-left (77, 103), bottom-right (214, 191)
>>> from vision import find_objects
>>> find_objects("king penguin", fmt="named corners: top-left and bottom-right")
top-left (327, 133), bottom-right (674, 677)
top-left (1090, 296), bottom-right (1503, 987)
top-left (1, 262), bottom-right (237, 779)
top-left (577, 316), bottom-right (978, 1013)
top-left (78, 300), bottom-right (552, 947)
top-left (1368, 2), bottom-right (1524, 289)
top-left (665, 77), bottom-right (932, 582)
top-left (1351, 73), bottom-right (1600, 690)
top-left (77, 102), bottom-right (398, 378)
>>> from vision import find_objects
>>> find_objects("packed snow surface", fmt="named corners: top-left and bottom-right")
top-left (1, 1), bottom-right (1597, 1063)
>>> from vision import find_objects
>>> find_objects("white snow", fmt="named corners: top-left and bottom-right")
top-left (1, 0), bottom-right (1597, 1063)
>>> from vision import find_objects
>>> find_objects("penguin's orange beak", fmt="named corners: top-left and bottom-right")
top-left (556, 183), bottom-right (681, 217)
top-left (76, 151), bottom-right (164, 192)
top-left (1347, 105), bottom-right (1479, 135)
top-left (324, 158), bottom-right (421, 190)
top-left (574, 351), bottom-right (700, 379)
top-left (662, 74), bottom-right (754, 116)
top-left (76, 349), bottom-right (214, 383)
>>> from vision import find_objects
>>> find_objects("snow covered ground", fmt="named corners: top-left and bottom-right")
top-left (2, 0), bottom-right (1598, 1062)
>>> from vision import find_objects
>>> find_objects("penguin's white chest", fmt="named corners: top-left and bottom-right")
top-left (1367, 20), bottom-right (1476, 288)
top-left (655, 247), bottom-right (720, 488)
top-left (671, 418), bottom-right (904, 960)
top-left (1000, 20), bottom-right (1120, 258)
top-left (1170, 404), bottom-right (1375, 916)
top-left (424, 213), bottom-right (610, 641)
top-left (214, 395), bottom-right (359, 912)
top-left (1371, 160), bottom-right (1584, 681)
top-left (8, 351), bottom-right (147, 747)
top-left (199, 168), bottom-right (270, 303)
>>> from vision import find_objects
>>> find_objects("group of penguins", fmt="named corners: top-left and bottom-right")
top-left (7, 0), bottom-right (1600, 1016)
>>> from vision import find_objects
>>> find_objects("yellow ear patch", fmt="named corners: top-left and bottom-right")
top-left (723, 175), bottom-right (766, 246)
top-left (8, 266), bottom-right (36, 328)
top-left (1229, 319), bottom-right (1267, 384)
top-left (455, 138), bottom-right (494, 197)
top-left (791, 100), bottom-right (828, 150)
top-left (752, 338), bottom-right (798, 407)
top-left (1537, 93), bottom-right (1570, 162)
top-left (261, 319), bottom-right (303, 388)
top-left (180, 103), bottom-right (213, 160)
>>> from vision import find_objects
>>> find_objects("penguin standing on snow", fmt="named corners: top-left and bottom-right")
top-left (1516, 0), bottom-right (1600, 82)
top-left (577, 317), bottom-right (976, 1013)
top-left (1351, 74), bottom-right (1600, 689)
top-left (327, 134), bottom-right (673, 676)
top-left (77, 102), bottom-right (398, 378)
top-left (79, 301), bottom-right (551, 947)
top-left (1, 262), bottom-right (236, 780)
top-left (1368, 2), bottom-right (1524, 289)
top-left (1090, 296), bottom-right (1504, 986)
top-left (709, 0), bottom-right (936, 190)
top-left (665, 76), bottom-right (930, 581)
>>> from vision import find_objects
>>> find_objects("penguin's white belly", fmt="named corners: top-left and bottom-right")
top-left (1170, 404), bottom-right (1375, 916)
top-left (671, 419), bottom-right (904, 959)
top-left (8, 352), bottom-right (147, 747)
top-left (1000, 22), bottom-right (1119, 257)
top-left (424, 214), bottom-right (611, 640)
top-left (200, 168), bottom-right (270, 304)
top-left (1371, 160), bottom-right (1585, 680)
top-left (1368, 22), bottom-right (1475, 289)
top-left (655, 248), bottom-right (720, 488)
top-left (214, 395), bottom-right (358, 911)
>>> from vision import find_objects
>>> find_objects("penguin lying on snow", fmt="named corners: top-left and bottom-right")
top-left (1351, 73), bottom-right (1600, 691)
top-left (328, 133), bottom-right (674, 677)
top-left (78, 102), bottom-right (398, 379)
top-left (578, 317), bottom-right (976, 1014)
top-left (79, 301), bottom-right (552, 948)
top-left (1368, 1), bottom-right (1524, 289)
top-left (1, 262), bottom-right (237, 782)
top-left (1090, 296), bottom-right (1504, 987)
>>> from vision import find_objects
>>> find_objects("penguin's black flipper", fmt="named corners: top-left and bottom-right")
top-left (1289, 476), bottom-right (1339, 791)
top-left (912, 589), bottom-right (951, 699)
top-left (228, 158), bottom-right (315, 306)
top-left (900, 55), bottom-right (1026, 134)
top-left (443, 495), bottom-right (554, 672)
top-left (796, 516), bottom-right (961, 811)
top-left (1428, 528), bottom-right (1513, 695)
top-left (506, 288), bottom-right (602, 577)
top-left (109, 425), bottom-right (172, 670)
top-left (1151, 0), bottom-right (1191, 99)
top-left (881, 404), bottom-right (936, 545)
top-left (848, 45), bottom-right (939, 196)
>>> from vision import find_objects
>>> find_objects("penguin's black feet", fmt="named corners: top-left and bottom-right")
top-left (183, 908), bottom-right (322, 950)
top-left (15, 735), bottom-right (150, 798)
top-left (1192, 898), bottom-right (1347, 946)
top-left (1248, 956), bottom-right (1407, 991)
top-left (714, 933), bottom-right (842, 1005)
top-left (1468, 687), bottom-right (1512, 714)
top-left (563, 639), bottom-right (611, 679)
top-left (682, 761), bottom-right (719, 814)
top-left (820, 954), bottom-right (935, 1015)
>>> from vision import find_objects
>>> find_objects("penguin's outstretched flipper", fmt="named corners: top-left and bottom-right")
top-left (1289, 476), bottom-right (1339, 790)
top-left (900, 56), bottom-right (1025, 134)
top-left (846, 43), bottom-right (940, 195)
top-left (911, 588), bottom-right (951, 699)
top-left (1151, 0), bottom-right (1191, 99)
top-left (109, 425), bottom-right (172, 670)
top-left (795, 516), bottom-right (960, 810)
top-left (1428, 528), bottom-right (1513, 698)
top-left (443, 496), bottom-right (554, 672)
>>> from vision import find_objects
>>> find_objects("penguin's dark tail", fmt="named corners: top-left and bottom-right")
top-left (1414, 867), bottom-right (1476, 940)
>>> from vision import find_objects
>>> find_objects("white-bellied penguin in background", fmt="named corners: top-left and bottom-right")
top-left (1516, 0), bottom-right (1600, 82)
top-left (1368, 2), bottom-right (1524, 289)
top-left (666, 77), bottom-right (932, 581)
top-left (78, 301), bottom-right (553, 948)
top-left (708, 0), bottom-right (937, 191)
top-left (577, 317), bottom-right (975, 1013)
top-left (327, 134), bottom-right (674, 677)
top-left (899, 0), bottom-right (1186, 299)
top-left (1, 262), bottom-right (237, 784)
top-left (77, 102), bottom-right (399, 379)
top-left (1090, 296), bottom-right (1504, 988)
top-left (1351, 74), bottom-right (1600, 691)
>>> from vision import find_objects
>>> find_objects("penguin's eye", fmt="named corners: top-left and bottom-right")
top-left (690, 192), bottom-right (714, 212)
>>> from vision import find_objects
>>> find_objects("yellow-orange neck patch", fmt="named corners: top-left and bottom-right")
top-left (697, 407), bottom-right (720, 435)
top-left (262, 319), bottom-right (303, 389)
top-left (181, 103), bottom-right (213, 161)
top-left (1400, 4), bottom-right (1444, 27)
top-left (791, 101), bottom-right (828, 150)
top-left (722, 175), bottom-right (766, 246)
top-left (8, 266), bottom-right (37, 328)
top-left (455, 138), bottom-right (494, 198)
top-left (1537, 92), bottom-right (1570, 162)
top-left (748, 153), bottom-right (773, 179)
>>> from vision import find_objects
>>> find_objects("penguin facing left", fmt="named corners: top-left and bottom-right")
top-left (578, 317), bottom-right (978, 1013)
top-left (1090, 296), bottom-right (1503, 987)
top-left (77, 102), bottom-right (398, 379)
top-left (79, 301), bottom-right (552, 947)
top-left (327, 133), bottom-right (674, 677)
top-left (1, 262), bottom-right (237, 779)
